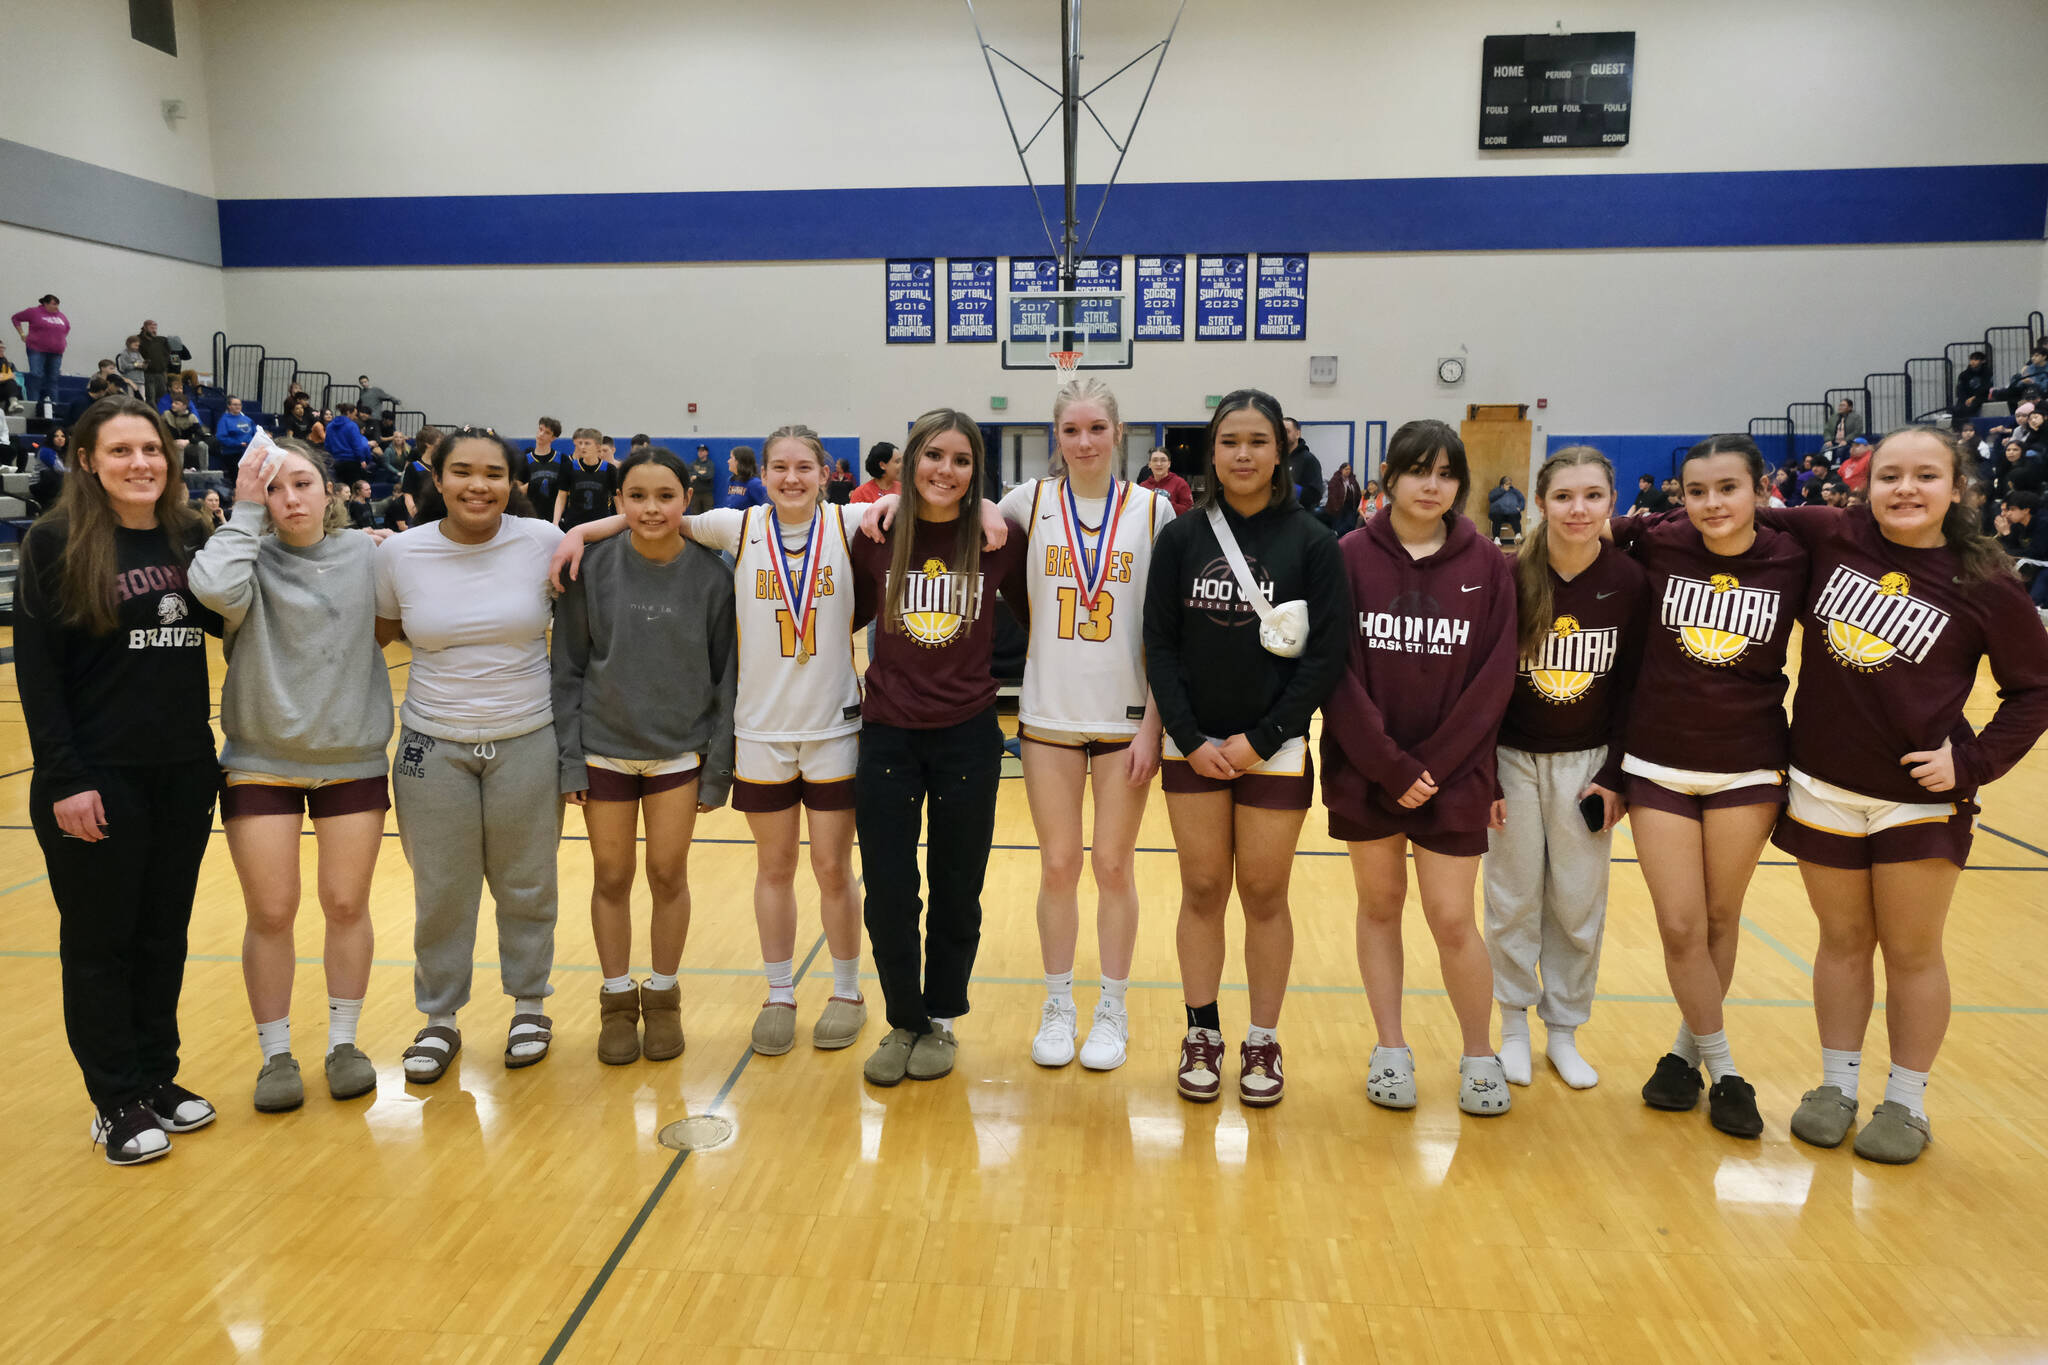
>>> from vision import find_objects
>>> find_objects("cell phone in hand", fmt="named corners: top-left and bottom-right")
top-left (1579, 793), bottom-right (1606, 833)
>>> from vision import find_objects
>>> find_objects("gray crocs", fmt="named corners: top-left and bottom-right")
top-left (254, 1054), bottom-right (304, 1113)
top-left (1790, 1084), bottom-right (1858, 1148)
top-left (1459, 1055), bottom-right (1513, 1116)
top-left (1853, 1100), bottom-right (1931, 1165)
top-left (1366, 1045), bottom-right (1417, 1110)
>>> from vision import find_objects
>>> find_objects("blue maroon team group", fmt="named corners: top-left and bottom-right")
top-left (17, 383), bottom-right (2048, 1170)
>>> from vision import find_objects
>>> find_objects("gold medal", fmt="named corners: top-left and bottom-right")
top-left (796, 646), bottom-right (812, 666)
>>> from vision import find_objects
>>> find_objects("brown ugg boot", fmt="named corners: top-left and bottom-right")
top-left (598, 985), bottom-right (641, 1065)
top-left (640, 982), bottom-right (685, 1061)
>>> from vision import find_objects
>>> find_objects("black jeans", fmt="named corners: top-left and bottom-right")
top-left (30, 758), bottom-right (219, 1109)
top-left (856, 710), bottom-right (1003, 1034)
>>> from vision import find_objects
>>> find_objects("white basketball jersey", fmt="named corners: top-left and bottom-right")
top-left (1000, 477), bottom-right (1173, 735)
top-left (693, 504), bottom-right (864, 741)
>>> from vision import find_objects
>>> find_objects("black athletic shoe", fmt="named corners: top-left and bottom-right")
top-left (1641, 1053), bottom-right (1705, 1111)
top-left (91, 1101), bottom-right (171, 1166)
top-left (144, 1082), bottom-right (217, 1133)
top-left (1708, 1074), bottom-right (1765, 1138)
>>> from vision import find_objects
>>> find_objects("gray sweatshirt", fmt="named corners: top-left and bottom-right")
top-left (188, 501), bottom-right (395, 780)
top-left (550, 535), bottom-right (737, 805)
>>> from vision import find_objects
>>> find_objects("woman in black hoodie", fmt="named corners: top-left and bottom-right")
top-left (1143, 389), bottom-right (1350, 1109)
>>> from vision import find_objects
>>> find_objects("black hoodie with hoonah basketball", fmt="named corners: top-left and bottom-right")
top-left (1142, 495), bottom-right (1351, 760)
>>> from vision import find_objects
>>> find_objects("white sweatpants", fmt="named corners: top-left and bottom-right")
top-left (1483, 745), bottom-right (1613, 1028)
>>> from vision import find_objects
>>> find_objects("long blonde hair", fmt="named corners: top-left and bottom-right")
top-left (1514, 446), bottom-right (1616, 661)
top-left (1051, 377), bottom-right (1122, 476)
top-left (883, 409), bottom-right (987, 634)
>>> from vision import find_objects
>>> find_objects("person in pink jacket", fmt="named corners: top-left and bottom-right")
top-left (12, 294), bottom-right (71, 409)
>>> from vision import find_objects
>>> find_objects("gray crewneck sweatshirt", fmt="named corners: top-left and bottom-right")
top-left (188, 501), bottom-right (395, 780)
top-left (550, 534), bottom-right (737, 805)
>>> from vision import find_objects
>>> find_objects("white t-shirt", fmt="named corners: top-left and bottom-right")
top-left (375, 516), bottom-right (565, 741)
top-left (998, 477), bottom-right (1173, 735)
top-left (691, 503), bottom-right (866, 740)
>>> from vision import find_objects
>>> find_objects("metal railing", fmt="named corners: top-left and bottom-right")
top-left (392, 410), bottom-right (426, 438)
top-left (1748, 417), bottom-right (1793, 468)
top-left (295, 371), bottom-right (331, 411)
top-left (325, 383), bottom-right (362, 411)
top-left (211, 332), bottom-right (227, 390)
top-left (1863, 372), bottom-right (1909, 434)
top-left (1987, 325), bottom-right (2034, 385)
top-left (221, 344), bottom-right (264, 404)
top-left (1904, 357), bottom-right (1951, 421)
top-left (1822, 387), bottom-right (1870, 440)
top-left (258, 357), bottom-right (297, 417)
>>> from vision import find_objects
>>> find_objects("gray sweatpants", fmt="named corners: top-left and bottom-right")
top-left (392, 724), bottom-right (561, 1016)
top-left (1482, 745), bottom-right (1612, 1028)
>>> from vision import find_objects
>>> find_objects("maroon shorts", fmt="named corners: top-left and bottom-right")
top-left (220, 775), bottom-right (390, 821)
top-left (1328, 807), bottom-right (1489, 858)
top-left (1770, 807), bottom-right (1977, 870)
top-left (1161, 751), bottom-right (1314, 811)
top-left (1624, 775), bottom-right (1786, 822)
top-left (586, 764), bottom-right (698, 803)
top-left (731, 775), bottom-right (856, 814)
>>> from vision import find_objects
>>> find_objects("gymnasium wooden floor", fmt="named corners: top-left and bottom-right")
top-left (3, 626), bottom-right (2047, 1364)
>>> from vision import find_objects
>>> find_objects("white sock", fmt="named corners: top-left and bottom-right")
top-left (1246, 1024), bottom-right (1276, 1047)
top-left (327, 997), bottom-right (362, 1050)
top-left (1821, 1047), bottom-right (1862, 1100)
top-left (404, 1012), bottom-right (458, 1074)
top-left (508, 997), bottom-right (549, 1059)
top-left (601, 974), bottom-right (635, 994)
top-left (832, 955), bottom-right (862, 1000)
top-left (1885, 1063), bottom-right (1929, 1117)
top-left (646, 972), bottom-right (677, 992)
top-left (256, 1016), bottom-right (291, 1060)
top-left (1673, 1024), bottom-right (1701, 1067)
top-left (764, 958), bottom-right (796, 1006)
top-left (1498, 1007), bottom-right (1532, 1085)
top-left (1100, 975), bottom-right (1129, 1013)
top-left (929, 1016), bottom-right (956, 1032)
top-left (1544, 1026), bottom-right (1599, 1089)
top-left (1045, 970), bottom-right (1074, 1006)
top-left (1693, 1029), bottom-right (1736, 1083)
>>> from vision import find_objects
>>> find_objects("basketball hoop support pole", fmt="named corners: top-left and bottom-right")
top-left (1060, 0), bottom-right (1081, 293)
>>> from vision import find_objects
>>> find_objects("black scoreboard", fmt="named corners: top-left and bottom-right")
top-left (1479, 32), bottom-right (1635, 150)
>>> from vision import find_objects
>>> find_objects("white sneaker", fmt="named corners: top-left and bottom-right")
top-left (1076, 1003), bottom-right (1129, 1071)
top-left (1031, 998), bottom-right (1078, 1067)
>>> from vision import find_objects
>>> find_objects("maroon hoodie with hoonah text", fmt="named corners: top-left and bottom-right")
top-left (1320, 513), bottom-right (1519, 834)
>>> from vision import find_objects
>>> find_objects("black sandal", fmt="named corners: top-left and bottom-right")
top-left (401, 1025), bottom-right (462, 1084)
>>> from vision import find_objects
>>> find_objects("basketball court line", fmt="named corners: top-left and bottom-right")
top-left (536, 928), bottom-right (830, 1365)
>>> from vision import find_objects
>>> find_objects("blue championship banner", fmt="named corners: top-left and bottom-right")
top-left (1134, 254), bottom-right (1185, 340)
top-left (885, 258), bottom-right (935, 343)
top-left (1075, 255), bottom-right (1123, 292)
top-left (1010, 256), bottom-right (1059, 293)
top-left (1255, 253), bottom-right (1308, 340)
top-left (1195, 254), bottom-right (1247, 340)
top-left (947, 258), bottom-right (996, 342)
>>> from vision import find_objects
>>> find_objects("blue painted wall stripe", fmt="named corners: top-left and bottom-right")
top-left (217, 164), bottom-right (2048, 269)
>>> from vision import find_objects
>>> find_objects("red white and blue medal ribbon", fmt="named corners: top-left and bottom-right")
top-left (1057, 477), bottom-right (1129, 614)
top-left (766, 508), bottom-right (824, 663)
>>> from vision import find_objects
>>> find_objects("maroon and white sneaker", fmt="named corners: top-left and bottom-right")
top-left (1239, 1038), bottom-right (1285, 1107)
top-left (1177, 1027), bottom-right (1224, 1102)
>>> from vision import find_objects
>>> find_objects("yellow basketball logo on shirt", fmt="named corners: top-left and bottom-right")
top-left (1661, 571), bottom-right (1780, 668)
top-left (1813, 564), bottom-right (1950, 672)
top-left (894, 564), bottom-right (981, 648)
top-left (1523, 615), bottom-right (1619, 704)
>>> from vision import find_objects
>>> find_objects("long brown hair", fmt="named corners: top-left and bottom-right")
top-left (32, 396), bottom-right (203, 633)
top-left (883, 409), bottom-right (987, 634)
top-left (1514, 446), bottom-right (1615, 660)
top-left (1875, 426), bottom-right (2013, 583)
